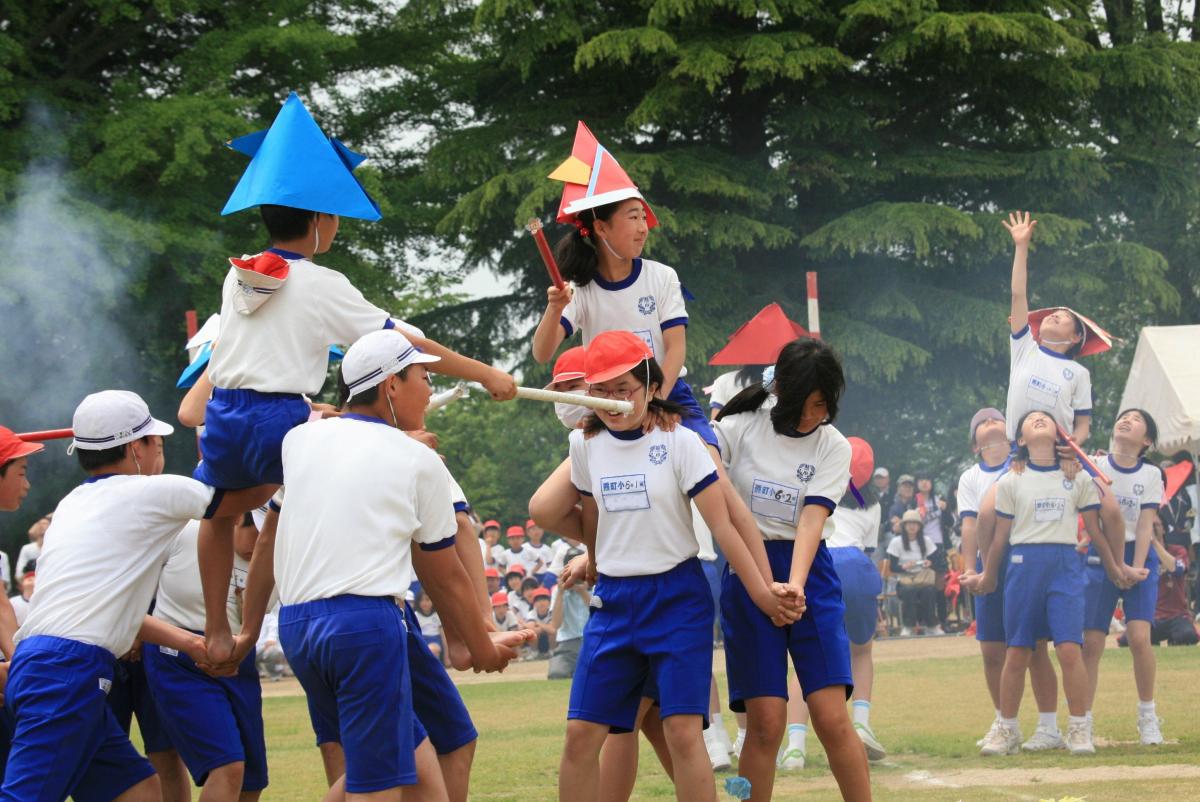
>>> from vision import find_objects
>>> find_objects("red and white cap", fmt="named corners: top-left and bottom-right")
top-left (490, 591), bottom-right (509, 607)
top-left (228, 252), bottom-right (292, 316)
top-left (69, 391), bottom-right (174, 454)
top-left (0, 427), bottom-right (43, 465)
top-left (342, 329), bottom-right (440, 399)
top-left (506, 525), bottom-right (526, 538)
top-left (583, 331), bottom-right (653, 385)
top-left (546, 346), bottom-right (587, 389)
top-left (550, 122), bottom-right (658, 228)
top-left (846, 437), bottom-right (875, 492)
top-left (1027, 307), bottom-right (1114, 358)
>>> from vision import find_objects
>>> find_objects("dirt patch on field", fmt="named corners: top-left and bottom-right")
top-left (894, 764), bottom-right (1200, 789)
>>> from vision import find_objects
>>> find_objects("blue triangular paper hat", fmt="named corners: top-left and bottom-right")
top-left (222, 93), bottom-right (381, 220)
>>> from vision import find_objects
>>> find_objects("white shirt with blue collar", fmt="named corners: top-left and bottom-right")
top-left (1005, 324), bottom-right (1092, 441)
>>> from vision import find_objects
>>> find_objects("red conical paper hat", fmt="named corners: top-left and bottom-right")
top-left (1162, 460), bottom-right (1194, 505)
top-left (1027, 307), bottom-right (1114, 358)
top-left (709, 303), bottom-right (810, 366)
top-left (549, 121), bottom-right (657, 228)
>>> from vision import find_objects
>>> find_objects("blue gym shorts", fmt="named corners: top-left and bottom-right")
top-left (973, 554), bottom-right (1009, 643)
top-left (668, 379), bottom-right (719, 448)
top-left (280, 595), bottom-right (425, 794)
top-left (1002, 544), bottom-right (1085, 648)
top-left (722, 540), bottom-right (853, 710)
top-left (107, 656), bottom-right (173, 754)
top-left (142, 639), bottom-right (267, 791)
top-left (193, 388), bottom-right (310, 489)
top-left (1085, 541), bottom-right (1160, 631)
top-left (402, 602), bottom-right (477, 755)
top-left (1, 636), bottom-right (156, 802)
top-left (829, 546), bottom-right (882, 646)
top-left (569, 557), bottom-right (713, 733)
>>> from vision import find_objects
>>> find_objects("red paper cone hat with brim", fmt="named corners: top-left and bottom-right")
top-left (709, 303), bottom-right (810, 366)
top-left (550, 121), bottom-right (658, 228)
top-left (1162, 460), bottom-right (1194, 505)
top-left (1027, 307), bottom-right (1114, 358)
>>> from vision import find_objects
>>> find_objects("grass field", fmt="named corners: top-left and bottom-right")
top-left (142, 635), bottom-right (1200, 801)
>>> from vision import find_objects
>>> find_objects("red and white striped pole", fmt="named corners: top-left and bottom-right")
top-left (806, 271), bottom-right (821, 339)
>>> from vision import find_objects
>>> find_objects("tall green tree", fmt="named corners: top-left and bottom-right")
top-left (370, 0), bottom-right (1196, 490)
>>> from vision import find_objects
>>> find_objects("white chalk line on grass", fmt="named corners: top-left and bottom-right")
top-left (894, 763), bottom-right (1200, 789)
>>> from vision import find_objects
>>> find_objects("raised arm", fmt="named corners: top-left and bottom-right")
top-left (532, 286), bottom-right (572, 363)
top-left (1002, 211), bottom-right (1037, 334)
top-left (408, 334), bottom-right (517, 401)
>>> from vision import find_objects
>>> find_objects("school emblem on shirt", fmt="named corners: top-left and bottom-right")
top-left (1063, 367), bottom-right (1074, 380)
top-left (637, 295), bottom-right (657, 315)
top-left (1134, 483), bottom-right (1145, 496)
top-left (1063, 479), bottom-right (1074, 490)
top-left (648, 444), bottom-right (668, 465)
top-left (796, 464), bottom-right (816, 484)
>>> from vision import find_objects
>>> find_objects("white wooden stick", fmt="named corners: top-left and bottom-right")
top-left (514, 386), bottom-right (633, 414)
top-left (426, 382), bottom-right (469, 412)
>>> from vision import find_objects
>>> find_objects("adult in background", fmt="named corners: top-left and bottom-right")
top-left (887, 474), bottom-right (916, 537)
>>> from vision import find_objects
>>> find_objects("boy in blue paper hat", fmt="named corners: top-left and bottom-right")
top-left (197, 93), bottom-right (517, 664)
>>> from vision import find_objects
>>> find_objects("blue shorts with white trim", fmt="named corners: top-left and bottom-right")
top-left (668, 379), bottom-right (718, 448)
top-left (722, 540), bottom-right (853, 710)
top-left (403, 602), bottom-right (477, 755)
top-left (194, 388), bottom-right (310, 490)
top-left (1, 635), bottom-right (156, 802)
top-left (279, 595), bottom-right (424, 794)
top-left (1084, 541), bottom-right (1160, 631)
top-left (1002, 544), bottom-right (1085, 648)
top-left (107, 656), bottom-right (173, 755)
top-left (829, 546), bottom-right (882, 646)
top-left (973, 554), bottom-right (1009, 643)
top-left (569, 558), bottom-right (713, 732)
top-left (143, 640), bottom-right (267, 791)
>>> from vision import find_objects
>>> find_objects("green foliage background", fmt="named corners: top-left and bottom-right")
top-left (2, 1), bottom-right (1198, 536)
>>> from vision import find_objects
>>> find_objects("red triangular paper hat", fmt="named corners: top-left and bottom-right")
top-left (1028, 307), bottom-right (1114, 358)
top-left (549, 121), bottom-right (657, 228)
top-left (1162, 460), bottom-right (1194, 505)
top-left (709, 303), bottom-right (809, 366)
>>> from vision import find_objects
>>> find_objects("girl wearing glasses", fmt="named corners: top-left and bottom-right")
top-left (558, 330), bottom-right (799, 802)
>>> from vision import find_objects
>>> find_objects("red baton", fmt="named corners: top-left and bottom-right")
top-left (527, 218), bottom-right (566, 290)
top-left (1055, 423), bottom-right (1112, 486)
top-left (17, 429), bottom-right (74, 442)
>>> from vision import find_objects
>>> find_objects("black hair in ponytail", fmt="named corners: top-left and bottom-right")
top-left (553, 201), bottom-right (624, 286)
top-left (716, 338), bottom-right (845, 436)
top-left (581, 356), bottom-right (688, 436)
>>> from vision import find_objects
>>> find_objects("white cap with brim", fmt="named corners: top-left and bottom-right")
top-left (69, 390), bottom-right (175, 454)
top-left (342, 329), bottom-right (441, 399)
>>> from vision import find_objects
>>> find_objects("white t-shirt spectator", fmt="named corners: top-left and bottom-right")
top-left (508, 591), bottom-right (532, 620)
top-left (570, 426), bottom-right (717, 577)
top-left (17, 474), bottom-right (215, 657)
top-left (1005, 325), bottom-right (1092, 441)
top-left (525, 541), bottom-right (554, 570)
top-left (714, 400), bottom-right (851, 540)
top-left (256, 608), bottom-right (280, 650)
top-left (275, 415), bottom-right (456, 605)
top-left (994, 464), bottom-right (1101, 546)
top-left (495, 545), bottom-right (541, 575)
top-left (560, 258), bottom-right (688, 369)
top-left (492, 609), bottom-right (521, 632)
top-left (886, 534), bottom-right (939, 570)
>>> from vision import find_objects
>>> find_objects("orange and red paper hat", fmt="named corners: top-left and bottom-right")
top-left (709, 303), bottom-right (810, 366)
top-left (550, 122), bottom-right (658, 229)
top-left (1027, 307), bottom-right (1114, 358)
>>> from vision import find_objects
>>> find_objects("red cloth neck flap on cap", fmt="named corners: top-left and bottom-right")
top-left (230, 252), bottom-right (291, 280)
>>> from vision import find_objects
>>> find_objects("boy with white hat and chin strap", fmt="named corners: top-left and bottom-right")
top-left (1, 391), bottom-right (260, 802)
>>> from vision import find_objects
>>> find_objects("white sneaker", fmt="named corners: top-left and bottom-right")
top-left (1066, 721), bottom-right (1095, 755)
top-left (1021, 726), bottom-right (1066, 752)
top-left (777, 747), bottom-right (806, 770)
top-left (900, 627), bottom-right (912, 637)
top-left (1138, 714), bottom-right (1164, 745)
top-left (927, 625), bottom-right (945, 636)
top-left (714, 721), bottom-right (735, 756)
top-left (976, 718), bottom-right (1001, 748)
top-left (979, 722), bottom-right (1022, 756)
top-left (855, 723), bottom-right (887, 761)
top-left (703, 727), bottom-right (732, 770)
top-left (732, 730), bottom-right (745, 759)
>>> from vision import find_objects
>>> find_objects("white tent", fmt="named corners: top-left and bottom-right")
top-left (1119, 325), bottom-right (1200, 456)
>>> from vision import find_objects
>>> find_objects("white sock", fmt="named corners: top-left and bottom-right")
top-left (1138, 701), bottom-right (1156, 717)
top-left (1086, 709), bottom-right (1093, 723)
top-left (787, 723), bottom-right (808, 752)
top-left (737, 726), bottom-right (747, 742)
top-left (711, 712), bottom-right (726, 730)
top-left (994, 708), bottom-right (1002, 721)
top-left (1038, 711), bottom-right (1059, 732)
top-left (1068, 714), bottom-right (1088, 730)
top-left (1000, 716), bottom-right (1019, 729)
top-left (852, 700), bottom-right (871, 727)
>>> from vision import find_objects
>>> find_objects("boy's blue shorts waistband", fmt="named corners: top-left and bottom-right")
top-left (15, 635), bottom-right (116, 663)
top-left (211, 387), bottom-right (305, 404)
top-left (279, 594), bottom-right (402, 622)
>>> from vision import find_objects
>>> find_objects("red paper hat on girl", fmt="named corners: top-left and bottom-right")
top-left (847, 437), bottom-right (875, 492)
top-left (550, 122), bottom-right (658, 229)
top-left (709, 303), bottom-right (809, 366)
top-left (1027, 307), bottom-right (1114, 358)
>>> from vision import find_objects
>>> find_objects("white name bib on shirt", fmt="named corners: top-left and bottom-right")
top-left (751, 478), bottom-right (801, 524)
top-left (1034, 498), bottom-right (1066, 522)
top-left (1026, 375), bottom-right (1062, 411)
top-left (601, 474), bottom-right (651, 512)
top-left (1115, 494), bottom-right (1139, 521)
